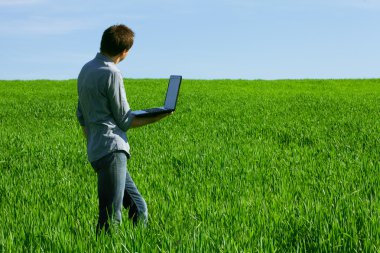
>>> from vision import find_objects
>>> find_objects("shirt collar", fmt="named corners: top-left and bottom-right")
top-left (95, 52), bottom-right (114, 63)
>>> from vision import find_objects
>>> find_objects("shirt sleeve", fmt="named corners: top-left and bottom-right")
top-left (76, 100), bottom-right (85, 126)
top-left (107, 72), bottom-right (135, 132)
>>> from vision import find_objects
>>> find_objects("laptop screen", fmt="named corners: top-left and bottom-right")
top-left (164, 75), bottom-right (182, 109)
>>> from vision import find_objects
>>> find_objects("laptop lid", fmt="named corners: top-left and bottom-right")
top-left (164, 75), bottom-right (182, 110)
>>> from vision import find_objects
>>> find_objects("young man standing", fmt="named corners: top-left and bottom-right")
top-left (76, 24), bottom-right (170, 233)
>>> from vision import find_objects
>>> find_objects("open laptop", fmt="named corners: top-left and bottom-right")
top-left (132, 75), bottom-right (182, 117)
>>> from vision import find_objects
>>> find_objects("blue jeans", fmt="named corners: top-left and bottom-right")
top-left (91, 151), bottom-right (148, 234)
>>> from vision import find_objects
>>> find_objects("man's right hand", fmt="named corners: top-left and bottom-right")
top-left (130, 112), bottom-right (173, 129)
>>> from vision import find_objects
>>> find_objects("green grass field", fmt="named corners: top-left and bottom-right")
top-left (0, 78), bottom-right (380, 252)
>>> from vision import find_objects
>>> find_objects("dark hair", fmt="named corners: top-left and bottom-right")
top-left (100, 24), bottom-right (135, 56)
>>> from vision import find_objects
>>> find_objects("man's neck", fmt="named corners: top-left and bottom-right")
top-left (101, 52), bottom-right (121, 64)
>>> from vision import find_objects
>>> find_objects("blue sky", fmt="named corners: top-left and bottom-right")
top-left (0, 0), bottom-right (379, 80)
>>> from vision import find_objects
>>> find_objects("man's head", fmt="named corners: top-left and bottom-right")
top-left (100, 24), bottom-right (135, 57)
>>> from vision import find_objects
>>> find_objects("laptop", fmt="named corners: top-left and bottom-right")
top-left (132, 75), bottom-right (182, 117)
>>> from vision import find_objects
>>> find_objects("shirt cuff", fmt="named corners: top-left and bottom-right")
top-left (122, 109), bottom-right (135, 131)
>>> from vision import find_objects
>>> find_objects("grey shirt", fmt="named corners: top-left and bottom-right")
top-left (76, 53), bottom-right (134, 162)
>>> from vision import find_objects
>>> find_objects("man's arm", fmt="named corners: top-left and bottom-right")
top-left (107, 73), bottom-right (172, 130)
top-left (130, 113), bottom-right (172, 128)
top-left (108, 73), bottom-right (134, 131)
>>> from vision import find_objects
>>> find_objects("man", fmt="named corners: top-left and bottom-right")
top-left (76, 24), bottom-right (170, 234)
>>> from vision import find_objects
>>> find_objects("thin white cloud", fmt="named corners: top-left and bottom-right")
top-left (0, 16), bottom-right (95, 35)
top-left (0, 0), bottom-right (44, 6)
top-left (344, 0), bottom-right (380, 10)
top-left (222, 0), bottom-right (380, 10)
top-left (0, 0), bottom-right (145, 36)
